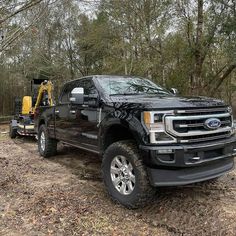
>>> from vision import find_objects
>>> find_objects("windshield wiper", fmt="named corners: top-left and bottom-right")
top-left (109, 91), bottom-right (170, 96)
top-left (147, 91), bottom-right (170, 95)
top-left (109, 93), bottom-right (143, 96)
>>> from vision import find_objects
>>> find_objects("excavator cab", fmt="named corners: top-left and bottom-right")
top-left (21, 96), bottom-right (32, 115)
top-left (9, 79), bottom-right (54, 138)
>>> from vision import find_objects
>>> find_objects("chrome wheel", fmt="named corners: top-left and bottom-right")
top-left (110, 155), bottom-right (135, 195)
top-left (40, 131), bottom-right (46, 151)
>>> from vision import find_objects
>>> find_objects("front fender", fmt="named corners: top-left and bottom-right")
top-left (99, 108), bottom-right (148, 149)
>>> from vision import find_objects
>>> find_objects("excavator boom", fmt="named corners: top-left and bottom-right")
top-left (33, 80), bottom-right (54, 113)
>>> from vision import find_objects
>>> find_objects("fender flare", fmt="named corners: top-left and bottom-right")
top-left (98, 111), bottom-right (147, 151)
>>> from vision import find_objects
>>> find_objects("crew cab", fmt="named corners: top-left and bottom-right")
top-left (35, 75), bottom-right (236, 208)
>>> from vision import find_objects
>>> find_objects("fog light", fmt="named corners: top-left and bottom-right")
top-left (155, 132), bottom-right (174, 141)
top-left (156, 154), bottom-right (175, 163)
top-left (157, 149), bottom-right (173, 154)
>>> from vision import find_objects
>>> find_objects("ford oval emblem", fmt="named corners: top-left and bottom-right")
top-left (204, 118), bottom-right (221, 130)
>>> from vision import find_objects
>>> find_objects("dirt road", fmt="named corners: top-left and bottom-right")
top-left (0, 124), bottom-right (235, 235)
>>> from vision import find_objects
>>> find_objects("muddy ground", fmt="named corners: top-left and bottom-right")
top-left (0, 124), bottom-right (235, 236)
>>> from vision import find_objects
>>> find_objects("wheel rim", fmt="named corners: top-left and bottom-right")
top-left (40, 131), bottom-right (46, 151)
top-left (110, 155), bottom-right (136, 195)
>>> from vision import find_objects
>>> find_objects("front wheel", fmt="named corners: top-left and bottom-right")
top-left (102, 140), bottom-right (156, 209)
top-left (38, 125), bottom-right (57, 158)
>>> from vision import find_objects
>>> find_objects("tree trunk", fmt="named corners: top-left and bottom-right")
top-left (192, 0), bottom-right (204, 95)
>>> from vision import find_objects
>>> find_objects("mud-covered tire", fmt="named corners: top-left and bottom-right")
top-left (102, 140), bottom-right (156, 209)
top-left (38, 125), bottom-right (57, 158)
top-left (9, 124), bottom-right (17, 139)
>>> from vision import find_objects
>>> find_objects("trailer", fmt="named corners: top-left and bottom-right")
top-left (9, 79), bottom-right (53, 138)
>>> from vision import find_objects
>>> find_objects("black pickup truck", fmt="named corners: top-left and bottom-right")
top-left (35, 75), bottom-right (236, 208)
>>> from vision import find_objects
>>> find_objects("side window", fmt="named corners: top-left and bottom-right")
top-left (60, 83), bottom-right (74, 103)
top-left (83, 79), bottom-right (98, 95)
top-left (60, 78), bottom-right (98, 104)
top-left (60, 80), bottom-right (85, 103)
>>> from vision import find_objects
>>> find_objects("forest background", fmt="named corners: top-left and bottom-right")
top-left (0, 0), bottom-right (235, 115)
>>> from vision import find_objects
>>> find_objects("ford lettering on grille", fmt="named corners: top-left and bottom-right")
top-left (204, 118), bottom-right (221, 130)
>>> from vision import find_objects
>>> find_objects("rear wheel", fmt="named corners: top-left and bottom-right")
top-left (38, 125), bottom-right (57, 157)
top-left (102, 140), bottom-right (156, 209)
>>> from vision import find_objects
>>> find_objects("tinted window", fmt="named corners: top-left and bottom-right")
top-left (60, 78), bottom-right (97, 103)
top-left (83, 79), bottom-right (98, 95)
top-left (60, 82), bottom-right (76, 103)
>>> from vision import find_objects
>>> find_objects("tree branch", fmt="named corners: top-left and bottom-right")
top-left (210, 64), bottom-right (236, 95)
top-left (0, 0), bottom-right (44, 25)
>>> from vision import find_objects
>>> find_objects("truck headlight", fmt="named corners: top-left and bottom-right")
top-left (142, 111), bottom-right (176, 143)
top-left (143, 111), bottom-right (164, 131)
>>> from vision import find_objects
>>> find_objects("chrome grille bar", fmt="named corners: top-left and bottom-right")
top-left (180, 132), bottom-right (231, 143)
top-left (176, 107), bottom-right (228, 114)
top-left (176, 120), bottom-right (231, 128)
top-left (166, 113), bottom-right (230, 121)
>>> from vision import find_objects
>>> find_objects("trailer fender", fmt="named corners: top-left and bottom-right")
top-left (10, 119), bottom-right (18, 128)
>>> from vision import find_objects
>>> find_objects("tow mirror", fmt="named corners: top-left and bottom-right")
top-left (170, 88), bottom-right (179, 95)
top-left (70, 87), bottom-right (84, 104)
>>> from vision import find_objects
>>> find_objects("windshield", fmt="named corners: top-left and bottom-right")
top-left (97, 77), bottom-right (171, 96)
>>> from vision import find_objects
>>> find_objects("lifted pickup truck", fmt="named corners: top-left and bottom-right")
top-left (35, 75), bottom-right (236, 208)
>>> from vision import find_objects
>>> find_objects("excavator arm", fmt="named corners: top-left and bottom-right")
top-left (33, 80), bottom-right (54, 113)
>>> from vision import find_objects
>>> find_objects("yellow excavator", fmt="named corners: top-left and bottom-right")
top-left (9, 79), bottom-right (54, 138)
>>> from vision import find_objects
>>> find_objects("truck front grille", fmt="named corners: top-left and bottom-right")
top-left (165, 107), bottom-right (233, 143)
top-left (173, 116), bottom-right (231, 133)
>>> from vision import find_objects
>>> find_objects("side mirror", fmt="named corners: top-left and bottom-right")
top-left (170, 88), bottom-right (179, 95)
top-left (70, 87), bottom-right (84, 104)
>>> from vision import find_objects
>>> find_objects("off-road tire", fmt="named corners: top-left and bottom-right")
top-left (9, 124), bottom-right (17, 139)
top-left (38, 125), bottom-right (57, 158)
top-left (102, 140), bottom-right (156, 209)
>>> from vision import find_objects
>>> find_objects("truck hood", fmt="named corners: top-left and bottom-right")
top-left (107, 95), bottom-right (226, 110)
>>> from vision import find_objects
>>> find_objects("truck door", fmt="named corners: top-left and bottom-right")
top-left (66, 78), bottom-right (100, 152)
top-left (55, 82), bottom-right (75, 141)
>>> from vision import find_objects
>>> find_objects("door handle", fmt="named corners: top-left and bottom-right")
top-left (70, 110), bottom-right (76, 114)
top-left (55, 110), bottom-right (59, 114)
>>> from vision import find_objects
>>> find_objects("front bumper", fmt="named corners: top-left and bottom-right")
top-left (140, 136), bottom-right (236, 186)
top-left (147, 157), bottom-right (234, 186)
